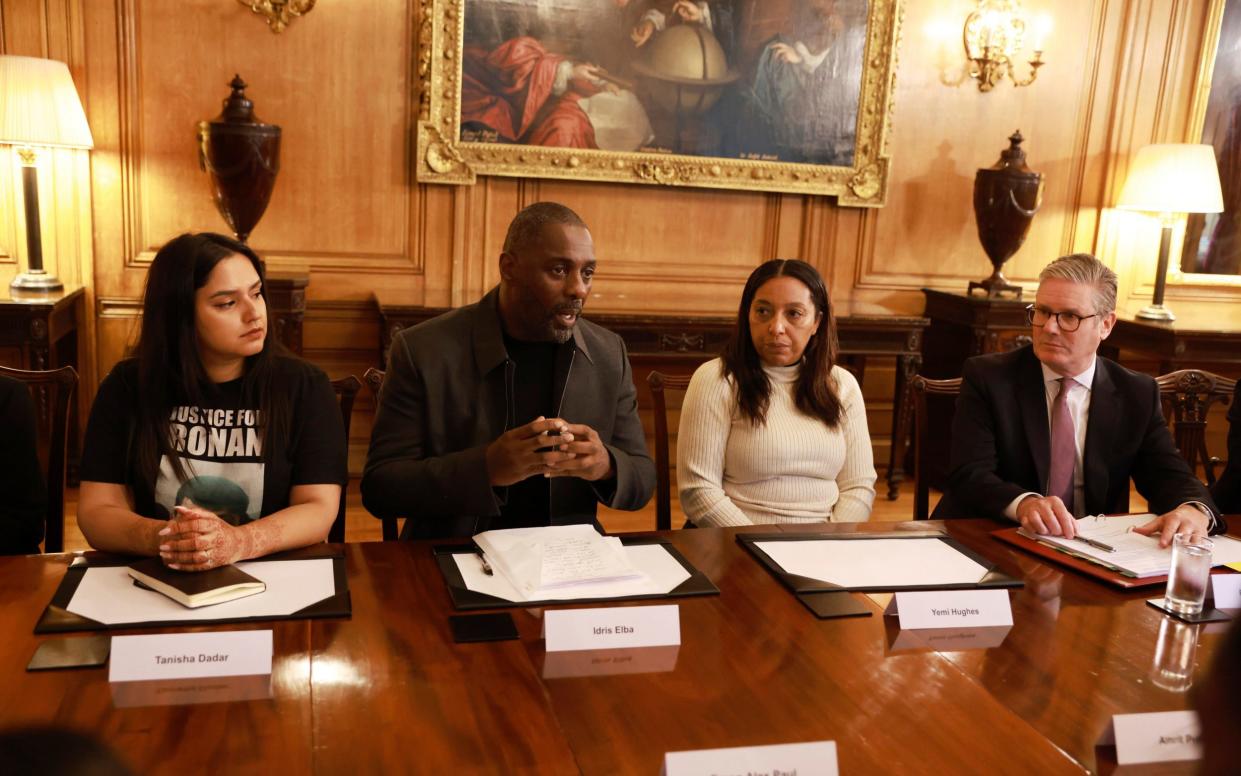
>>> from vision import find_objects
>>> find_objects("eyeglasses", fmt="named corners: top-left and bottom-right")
top-left (1025, 305), bottom-right (1098, 332)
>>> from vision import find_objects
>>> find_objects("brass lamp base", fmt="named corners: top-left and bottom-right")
top-left (1135, 303), bottom-right (1176, 322)
top-left (10, 269), bottom-right (63, 292)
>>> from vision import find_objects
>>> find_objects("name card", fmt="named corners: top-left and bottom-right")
top-left (544, 605), bottom-right (679, 652)
top-left (1111, 711), bottom-right (1202, 765)
top-left (893, 590), bottom-right (1012, 630)
top-left (1212, 574), bottom-right (1241, 609)
top-left (542, 645), bottom-right (680, 679)
top-left (889, 625), bottom-right (1012, 652)
top-left (663, 741), bottom-right (838, 776)
top-left (109, 630), bottom-right (273, 683)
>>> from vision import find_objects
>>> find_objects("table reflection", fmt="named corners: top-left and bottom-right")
top-left (1150, 617), bottom-right (1201, 693)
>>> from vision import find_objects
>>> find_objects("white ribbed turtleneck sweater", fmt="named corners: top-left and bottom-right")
top-left (676, 358), bottom-right (877, 526)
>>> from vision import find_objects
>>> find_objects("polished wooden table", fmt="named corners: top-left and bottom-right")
top-left (375, 293), bottom-right (930, 500)
top-left (0, 520), bottom-right (1225, 774)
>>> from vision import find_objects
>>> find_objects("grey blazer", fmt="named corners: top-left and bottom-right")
top-left (361, 287), bottom-right (656, 539)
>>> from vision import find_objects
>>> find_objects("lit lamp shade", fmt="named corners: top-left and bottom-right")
top-left (0, 55), bottom-right (93, 149)
top-left (1116, 143), bottom-right (1222, 215)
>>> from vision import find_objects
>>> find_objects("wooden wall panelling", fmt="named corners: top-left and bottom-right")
top-left (852, 0), bottom-right (1116, 311)
top-left (2, 0), bottom-right (96, 423)
top-left (71, 0), bottom-right (1241, 496)
top-left (84, 0), bottom-right (427, 388)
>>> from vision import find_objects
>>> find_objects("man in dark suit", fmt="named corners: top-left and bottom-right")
top-left (1211, 381), bottom-right (1241, 514)
top-left (361, 201), bottom-right (655, 539)
top-left (935, 253), bottom-right (1224, 544)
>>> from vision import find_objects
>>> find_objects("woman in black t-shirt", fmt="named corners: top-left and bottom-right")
top-left (79, 233), bottom-right (346, 571)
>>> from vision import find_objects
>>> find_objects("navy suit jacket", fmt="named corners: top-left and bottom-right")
top-left (933, 346), bottom-right (1225, 532)
top-left (1210, 381), bottom-right (1241, 515)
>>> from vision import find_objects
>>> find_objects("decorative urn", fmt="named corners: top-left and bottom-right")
top-left (969, 130), bottom-right (1043, 298)
top-left (197, 75), bottom-right (281, 243)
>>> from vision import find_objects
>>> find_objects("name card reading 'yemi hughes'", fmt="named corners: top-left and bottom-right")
top-left (543, 605), bottom-right (680, 652)
top-left (890, 590), bottom-right (1013, 630)
top-left (109, 630), bottom-right (273, 683)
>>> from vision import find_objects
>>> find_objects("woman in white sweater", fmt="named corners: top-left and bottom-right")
top-left (677, 259), bottom-right (877, 526)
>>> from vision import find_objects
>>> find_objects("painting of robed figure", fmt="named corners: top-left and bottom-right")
top-left (418, 0), bottom-right (901, 204)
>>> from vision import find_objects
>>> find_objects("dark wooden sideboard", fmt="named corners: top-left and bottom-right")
top-left (375, 293), bottom-right (929, 501)
top-left (265, 271), bottom-right (308, 356)
top-left (1102, 311), bottom-right (1241, 376)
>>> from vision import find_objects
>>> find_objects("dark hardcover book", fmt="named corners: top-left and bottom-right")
top-left (127, 558), bottom-right (266, 609)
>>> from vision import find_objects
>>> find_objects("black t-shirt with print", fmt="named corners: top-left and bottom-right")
top-left (81, 356), bottom-right (347, 523)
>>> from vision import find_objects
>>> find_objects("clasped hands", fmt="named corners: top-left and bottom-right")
top-left (1016, 495), bottom-right (1210, 547)
top-left (486, 416), bottom-right (614, 487)
top-left (158, 503), bottom-right (254, 572)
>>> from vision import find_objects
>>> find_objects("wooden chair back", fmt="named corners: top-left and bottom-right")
top-left (1155, 369), bottom-right (1237, 486)
top-left (328, 375), bottom-right (362, 543)
top-left (647, 371), bottom-right (694, 531)
top-left (911, 375), bottom-right (962, 520)
top-left (361, 367), bottom-right (399, 540)
top-left (0, 364), bottom-right (77, 552)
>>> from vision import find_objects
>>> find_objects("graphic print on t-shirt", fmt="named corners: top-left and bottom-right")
top-left (152, 404), bottom-right (265, 524)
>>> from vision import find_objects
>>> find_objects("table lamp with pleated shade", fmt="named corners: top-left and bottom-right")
top-left (0, 55), bottom-right (94, 291)
top-left (1116, 143), bottom-right (1224, 321)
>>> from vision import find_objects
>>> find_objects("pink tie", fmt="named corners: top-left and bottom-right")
top-left (1046, 378), bottom-right (1079, 514)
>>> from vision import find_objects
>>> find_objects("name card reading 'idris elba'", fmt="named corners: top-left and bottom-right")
top-left (109, 630), bottom-right (273, 683)
top-left (893, 589), bottom-right (1013, 630)
top-left (662, 741), bottom-right (839, 776)
top-left (544, 605), bottom-right (680, 652)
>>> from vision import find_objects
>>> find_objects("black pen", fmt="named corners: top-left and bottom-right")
top-left (1073, 535), bottom-right (1116, 553)
top-left (476, 549), bottom-right (494, 576)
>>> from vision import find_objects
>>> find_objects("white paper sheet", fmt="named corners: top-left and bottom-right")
top-left (453, 543), bottom-right (690, 602)
top-left (755, 538), bottom-right (990, 588)
top-left (1021, 514), bottom-right (1241, 578)
top-left (66, 559), bottom-right (337, 624)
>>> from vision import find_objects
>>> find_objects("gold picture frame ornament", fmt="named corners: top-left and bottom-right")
top-left (416, 0), bottom-right (904, 207)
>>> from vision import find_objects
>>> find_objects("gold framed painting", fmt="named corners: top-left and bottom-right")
top-left (415, 0), bottom-right (903, 206)
top-left (1174, 0), bottom-right (1241, 286)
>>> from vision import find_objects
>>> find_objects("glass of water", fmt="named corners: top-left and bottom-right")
top-left (1164, 533), bottom-right (1213, 615)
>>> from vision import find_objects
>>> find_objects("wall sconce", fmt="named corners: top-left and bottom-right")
top-left (962, 0), bottom-right (1049, 91)
top-left (238, 0), bottom-right (316, 34)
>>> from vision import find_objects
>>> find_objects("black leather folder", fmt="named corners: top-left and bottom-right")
top-left (433, 535), bottom-right (718, 610)
top-left (737, 532), bottom-right (1023, 600)
top-left (35, 544), bottom-right (351, 634)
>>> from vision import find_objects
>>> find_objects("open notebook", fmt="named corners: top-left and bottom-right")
top-left (473, 524), bottom-right (647, 600)
top-left (1017, 514), bottom-right (1241, 578)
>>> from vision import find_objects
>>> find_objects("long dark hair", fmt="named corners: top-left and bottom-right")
top-left (720, 258), bottom-right (842, 427)
top-left (130, 233), bottom-right (290, 483)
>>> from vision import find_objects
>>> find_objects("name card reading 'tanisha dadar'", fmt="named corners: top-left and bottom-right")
top-left (109, 630), bottom-right (273, 683)
top-left (544, 605), bottom-right (680, 652)
top-left (893, 589), bottom-right (1013, 630)
top-left (662, 741), bottom-right (839, 776)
